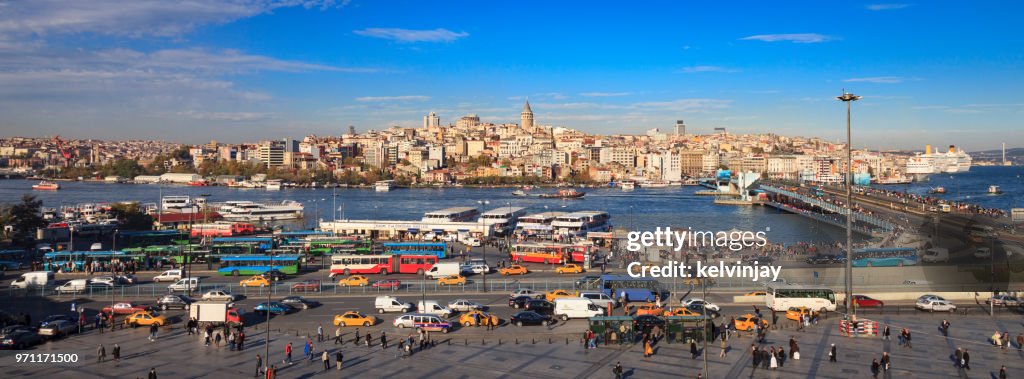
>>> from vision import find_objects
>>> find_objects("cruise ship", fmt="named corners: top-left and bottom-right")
top-left (906, 144), bottom-right (972, 180)
top-left (220, 200), bottom-right (304, 221)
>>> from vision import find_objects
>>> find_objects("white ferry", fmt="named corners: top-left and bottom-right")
top-left (514, 211), bottom-right (565, 236)
top-left (478, 207), bottom-right (527, 235)
top-left (620, 180), bottom-right (636, 191)
top-left (375, 180), bottom-right (395, 192)
top-left (265, 180), bottom-right (282, 191)
top-left (552, 211), bottom-right (611, 236)
top-left (161, 196), bottom-right (200, 213)
top-left (422, 207), bottom-right (480, 223)
top-left (221, 200), bottom-right (304, 221)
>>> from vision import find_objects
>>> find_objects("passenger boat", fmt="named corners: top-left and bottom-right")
top-left (375, 180), bottom-right (395, 192)
top-left (221, 200), bottom-right (304, 221)
top-left (538, 189), bottom-right (585, 199)
top-left (265, 180), bottom-right (282, 191)
top-left (873, 176), bottom-right (912, 185)
top-left (551, 211), bottom-right (610, 236)
top-left (928, 186), bottom-right (946, 194)
top-left (512, 190), bottom-right (528, 196)
top-left (988, 185), bottom-right (1003, 195)
top-left (32, 181), bottom-right (60, 190)
top-left (620, 181), bottom-right (636, 191)
top-left (186, 180), bottom-right (209, 186)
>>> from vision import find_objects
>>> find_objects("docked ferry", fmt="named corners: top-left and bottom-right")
top-left (221, 200), bottom-right (304, 221)
top-left (478, 207), bottom-right (527, 236)
top-left (551, 211), bottom-right (611, 237)
top-left (421, 207), bottom-right (480, 223)
top-left (375, 180), bottom-right (395, 192)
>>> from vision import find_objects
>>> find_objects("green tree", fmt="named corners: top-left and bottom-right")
top-left (0, 194), bottom-right (46, 245)
top-left (108, 202), bottom-right (154, 230)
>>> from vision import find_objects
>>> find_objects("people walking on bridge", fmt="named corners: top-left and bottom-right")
top-left (317, 324), bottom-right (324, 342)
top-left (381, 331), bottom-right (388, 350)
top-left (777, 346), bottom-right (785, 367)
top-left (881, 351), bottom-right (891, 372)
top-left (882, 325), bottom-right (890, 340)
top-left (612, 362), bottom-right (623, 379)
top-left (1002, 332), bottom-right (1011, 350)
top-left (962, 349), bottom-right (970, 370)
top-left (149, 323), bottom-right (159, 341)
top-left (870, 358), bottom-right (880, 378)
top-left (354, 329), bottom-right (360, 346)
top-left (336, 350), bottom-right (343, 371)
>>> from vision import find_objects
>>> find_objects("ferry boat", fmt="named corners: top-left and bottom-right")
top-left (514, 211), bottom-right (565, 236)
top-left (638, 180), bottom-right (669, 188)
top-left (512, 190), bottom-right (529, 196)
top-left (161, 196), bottom-right (200, 213)
top-left (422, 207), bottom-right (480, 223)
top-left (221, 200), bottom-right (304, 221)
top-left (265, 180), bottom-right (282, 191)
top-left (988, 185), bottom-right (1003, 195)
top-left (873, 176), bottom-right (912, 185)
top-left (928, 186), bottom-right (946, 194)
top-left (375, 180), bottom-right (395, 192)
top-left (551, 211), bottom-right (610, 237)
top-left (620, 180), bottom-right (636, 191)
top-left (32, 181), bottom-right (60, 190)
top-left (479, 207), bottom-right (527, 236)
top-left (538, 189), bottom-right (585, 199)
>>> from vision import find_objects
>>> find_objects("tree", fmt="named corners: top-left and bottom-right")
top-left (1, 194), bottom-right (46, 245)
top-left (108, 202), bottom-right (154, 230)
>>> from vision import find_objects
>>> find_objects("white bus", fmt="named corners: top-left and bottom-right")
top-left (765, 283), bottom-right (837, 313)
top-left (421, 207), bottom-right (480, 223)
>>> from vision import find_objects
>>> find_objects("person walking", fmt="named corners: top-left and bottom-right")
top-left (777, 347), bottom-right (786, 367)
top-left (214, 331), bottom-right (222, 347)
top-left (761, 348), bottom-right (770, 369)
top-left (267, 365), bottom-right (276, 379)
top-left (881, 352), bottom-right (891, 372)
top-left (1003, 332), bottom-right (1011, 350)
top-left (870, 358), bottom-right (880, 379)
top-left (97, 344), bottom-right (106, 363)
top-left (769, 347), bottom-right (778, 370)
top-left (1017, 334), bottom-right (1024, 351)
top-left (643, 339), bottom-right (653, 358)
top-left (904, 329), bottom-right (912, 349)
top-left (149, 323), bottom-right (159, 341)
top-left (613, 362), bottom-right (623, 379)
top-left (238, 332), bottom-right (245, 351)
top-left (962, 349), bottom-right (970, 370)
top-left (1000, 365), bottom-right (1007, 379)
top-left (204, 328), bottom-right (211, 346)
top-left (381, 331), bottom-right (388, 350)
top-left (940, 319), bottom-right (950, 337)
top-left (303, 339), bottom-right (311, 361)
top-left (284, 342), bottom-right (292, 364)
top-left (354, 329), bottom-right (360, 346)
top-left (228, 332), bottom-right (236, 351)
top-left (321, 351), bottom-right (329, 371)
top-left (335, 350), bottom-right (343, 371)
top-left (112, 344), bottom-right (120, 362)
top-left (719, 336), bottom-right (728, 358)
top-left (365, 332), bottom-right (372, 347)
top-left (148, 367), bottom-right (157, 379)
top-left (882, 325), bottom-right (890, 340)
top-left (317, 324), bottom-right (324, 343)
top-left (690, 341), bottom-right (698, 359)
top-left (751, 344), bottom-right (759, 368)
top-left (255, 354), bottom-right (263, 377)
top-left (308, 341), bottom-right (317, 363)
top-left (334, 327), bottom-right (342, 345)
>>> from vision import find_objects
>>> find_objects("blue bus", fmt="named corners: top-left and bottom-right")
top-left (382, 242), bottom-right (447, 259)
top-left (575, 274), bottom-right (661, 302)
top-left (0, 249), bottom-right (25, 271)
top-left (217, 255), bottom-right (302, 276)
top-left (852, 247), bottom-right (919, 267)
top-left (42, 251), bottom-right (144, 271)
top-left (211, 237), bottom-right (276, 251)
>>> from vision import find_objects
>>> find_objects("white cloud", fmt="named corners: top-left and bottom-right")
top-left (634, 98), bottom-right (733, 112)
top-left (579, 92), bottom-right (631, 97)
top-left (739, 33), bottom-right (833, 43)
top-left (866, 4), bottom-right (911, 11)
top-left (179, 110), bottom-right (273, 121)
top-left (677, 66), bottom-right (740, 74)
top-left (355, 95), bottom-right (431, 102)
top-left (843, 76), bottom-right (905, 84)
top-left (354, 28), bottom-right (468, 43)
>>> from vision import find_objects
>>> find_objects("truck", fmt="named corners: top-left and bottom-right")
top-left (425, 262), bottom-right (460, 279)
top-left (553, 298), bottom-right (603, 321)
top-left (189, 302), bottom-right (243, 327)
top-left (11, 271), bottom-right (54, 289)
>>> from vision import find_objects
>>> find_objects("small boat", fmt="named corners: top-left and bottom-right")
top-left (620, 181), bottom-right (636, 191)
top-left (265, 180), bottom-right (282, 191)
top-left (988, 185), bottom-right (1003, 195)
top-left (187, 180), bottom-right (208, 186)
top-left (538, 189), bottom-right (585, 199)
top-left (928, 186), bottom-right (946, 194)
top-left (512, 190), bottom-right (528, 196)
top-left (32, 181), bottom-right (60, 190)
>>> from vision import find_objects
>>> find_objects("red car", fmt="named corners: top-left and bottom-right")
top-left (372, 279), bottom-right (401, 290)
top-left (102, 302), bottom-right (150, 315)
top-left (291, 280), bottom-right (321, 292)
top-left (852, 295), bottom-right (884, 308)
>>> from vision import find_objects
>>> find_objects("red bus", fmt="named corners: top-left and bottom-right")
top-left (191, 222), bottom-right (255, 237)
top-left (329, 254), bottom-right (438, 275)
top-left (510, 243), bottom-right (595, 264)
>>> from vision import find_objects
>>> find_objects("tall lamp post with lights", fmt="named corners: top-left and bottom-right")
top-left (837, 90), bottom-right (861, 314)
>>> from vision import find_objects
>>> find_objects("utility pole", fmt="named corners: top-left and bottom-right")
top-left (837, 90), bottom-right (860, 314)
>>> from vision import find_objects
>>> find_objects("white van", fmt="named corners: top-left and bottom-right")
top-left (579, 292), bottom-right (617, 309)
top-left (153, 269), bottom-right (183, 283)
top-left (425, 262), bottom-right (460, 279)
top-left (921, 248), bottom-right (949, 263)
top-left (90, 243), bottom-right (103, 251)
top-left (55, 279), bottom-right (89, 294)
top-left (375, 295), bottom-right (413, 314)
top-left (11, 271), bottom-right (54, 289)
top-left (415, 300), bottom-right (453, 318)
top-left (554, 298), bottom-right (603, 321)
top-left (168, 278), bottom-right (199, 292)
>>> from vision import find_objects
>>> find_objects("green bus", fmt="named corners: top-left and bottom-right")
top-left (217, 255), bottom-right (302, 276)
top-left (307, 238), bottom-right (374, 256)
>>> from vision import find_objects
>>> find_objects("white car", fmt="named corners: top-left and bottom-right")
top-left (461, 237), bottom-right (482, 247)
top-left (917, 294), bottom-right (946, 303)
top-left (448, 299), bottom-right (486, 312)
top-left (681, 298), bottom-right (720, 312)
top-left (510, 288), bottom-right (540, 299)
top-left (974, 247), bottom-right (992, 259)
top-left (460, 264), bottom-right (489, 275)
top-left (916, 299), bottom-right (956, 312)
top-left (201, 290), bottom-right (237, 302)
top-left (90, 276), bottom-right (118, 286)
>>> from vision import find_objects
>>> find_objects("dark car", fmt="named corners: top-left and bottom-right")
top-left (0, 311), bottom-right (16, 327)
top-left (525, 300), bottom-right (555, 315)
top-left (291, 280), bottom-right (321, 292)
top-left (0, 325), bottom-right (32, 339)
top-left (37, 315), bottom-right (73, 329)
top-left (509, 295), bottom-right (534, 309)
top-left (510, 311), bottom-right (551, 327)
top-left (280, 296), bottom-right (320, 310)
top-left (1, 331), bottom-right (43, 349)
top-left (116, 274), bottom-right (138, 284)
top-left (254, 302), bottom-right (295, 316)
top-left (156, 294), bottom-right (194, 310)
top-left (261, 270), bottom-right (287, 281)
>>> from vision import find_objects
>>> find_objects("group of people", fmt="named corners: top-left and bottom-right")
top-left (195, 321), bottom-right (245, 351)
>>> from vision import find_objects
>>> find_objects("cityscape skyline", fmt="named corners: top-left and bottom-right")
top-left (1, 1), bottom-right (1022, 150)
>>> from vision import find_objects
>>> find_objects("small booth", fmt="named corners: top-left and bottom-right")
top-left (666, 315), bottom-right (714, 344)
top-left (588, 316), bottom-right (638, 346)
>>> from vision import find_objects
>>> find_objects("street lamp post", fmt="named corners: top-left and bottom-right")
top-left (478, 200), bottom-right (490, 292)
top-left (837, 90), bottom-right (861, 314)
top-left (264, 252), bottom-right (274, 374)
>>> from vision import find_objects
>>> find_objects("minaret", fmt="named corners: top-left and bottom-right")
top-left (521, 99), bottom-right (534, 131)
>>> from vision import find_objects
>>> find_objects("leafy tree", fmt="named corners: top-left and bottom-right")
top-left (108, 202), bottom-right (154, 230)
top-left (0, 194), bottom-right (46, 245)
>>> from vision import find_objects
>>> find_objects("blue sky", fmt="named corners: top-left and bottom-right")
top-left (0, 0), bottom-right (1021, 150)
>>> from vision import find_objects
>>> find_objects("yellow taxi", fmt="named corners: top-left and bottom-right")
top-left (555, 264), bottom-right (583, 274)
top-left (544, 289), bottom-right (575, 302)
top-left (125, 311), bottom-right (167, 327)
top-left (437, 275), bottom-right (467, 286)
top-left (667, 307), bottom-right (701, 317)
top-left (785, 307), bottom-right (817, 321)
top-left (499, 265), bottom-right (528, 276)
top-left (634, 303), bottom-right (665, 316)
top-left (338, 275), bottom-right (369, 287)
top-left (743, 291), bottom-right (766, 297)
top-left (239, 275), bottom-right (270, 287)
top-left (458, 310), bottom-right (500, 327)
top-left (733, 314), bottom-right (768, 332)
top-left (333, 311), bottom-right (376, 327)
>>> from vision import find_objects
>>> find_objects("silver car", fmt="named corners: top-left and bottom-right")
top-left (448, 299), bottom-right (486, 312)
top-left (202, 289), bottom-right (237, 302)
top-left (38, 320), bottom-right (78, 338)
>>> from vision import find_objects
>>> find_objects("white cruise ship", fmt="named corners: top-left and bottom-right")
top-left (221, 200), bottom-right (304, 221)
top-left (905, 144), bottom-right (972, 180)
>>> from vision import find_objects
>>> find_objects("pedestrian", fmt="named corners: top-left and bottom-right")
top-left (882, 325), bottom-right (890, 340)
top-left (797, 314), bottom-right (804, 331)
top-left (769, 347), bottom-right (778, 369)
top-left (871, 359), bottom-right (880, 378)
top-left (238, 332), bottom-right (245, 351)
top-left (365, 332), bottom-right (372, 347)
top-left (905, 329), bottom-right (912, 349)
top-left (761, 348), bottom-right (770, 369)
top-left (1003, 332), bottom-right (1011, 350)
top-left (335, 350), bottom-right (343, 371)
top-left (777, 347), bottom-right (785, 367)
top-left (690, 341), bottom-right (697, 359)
top-left (829, 343), bottom-right (836, 362)
top-left (228, 332), bottom-right (236, 351)
top-left (95, 313), bottom-right (102, 331)
top-left (255, 354), bottom-right (263, 377)
top-left (334, 327), bottom-right (342, 345)
top-left (97, 344), bottom-right (106, 363)
top-left (148, 367), bottom-right (157, 379)
top-left (267, 365), bottom-right (276, 379)
top-left (940, 319), bottom-right (950, 337)
top-left (321, 351), bottom-right (329, 371)
top-left (149, 323), bottom-right (159, 341)
top-left (751, 344), bottom-right (759, 368)
top-left (381, 331), bottom-right (387, 350)
top-left (954, 347), bottom-right (963, 368)
top-left (317, 324), bottom-right (324, 343)
top-left (643, 339), bottom-right (653, 358)
top-left (354, 329), bottom-right (360, 346)
top-left (719, 337), bottom-right (727, 358)
top-left (1018, 334), bottom-right (1024, 351)
top-left (962, 349), bottom-right (970, 370)
top-left (308, 341), bottom-right (316, 363)
top-left (613, 362), bottom-right (623, 379)
top-left (204, 329), bottom-right (211, 346)
top-left (214, 331), bottom-right (222, 346)
top-left (788, 337), bottom-right (796, 358)
top-left (113, 343), bottom-right (120, 361)
top-left (881, 352), bottom-right (890, 372)
top-left (303, 339), bottom-right (311, 360)
top-left (284, 342), bottom-right (292, 364)
top-left (1000, 365), bottom-right (1007, 379)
